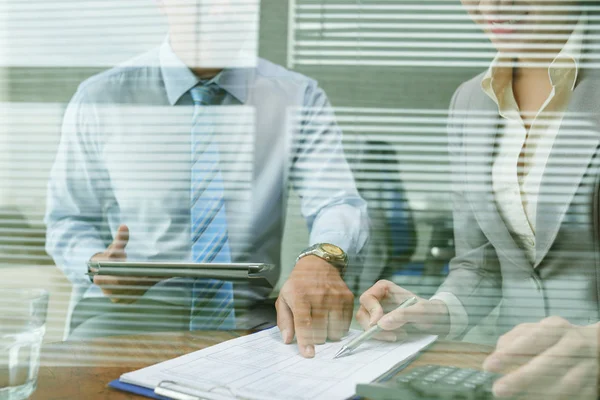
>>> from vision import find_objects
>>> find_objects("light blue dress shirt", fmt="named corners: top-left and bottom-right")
top-left (45, 41), bottom-right (369, 323)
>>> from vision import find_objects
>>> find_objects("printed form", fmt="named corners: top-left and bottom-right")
top-left (120, 327), bottom-right (437, 400)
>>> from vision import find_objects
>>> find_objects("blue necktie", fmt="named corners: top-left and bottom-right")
top-left (189, 83), bottom-right (235, 331)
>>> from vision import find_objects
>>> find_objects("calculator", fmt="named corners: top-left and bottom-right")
top-left (356, 365), bottom-right (502, 400)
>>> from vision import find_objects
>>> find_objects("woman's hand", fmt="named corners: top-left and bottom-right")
top-left (355, 280), bottom-right (451, 340)
top-left (484, 316), bottom-right (598, 400)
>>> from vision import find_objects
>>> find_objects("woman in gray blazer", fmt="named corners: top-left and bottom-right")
top-left (357, 1), bottom-right (599, 398)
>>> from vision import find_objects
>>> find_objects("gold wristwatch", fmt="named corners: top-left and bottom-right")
top-left (296, 243), bottom-right (348, 277)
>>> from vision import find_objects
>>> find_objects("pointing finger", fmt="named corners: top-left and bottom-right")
top-left (292, 299), bottom-right (315, 358)
top-left (275, 297), bottom-right (295, 344)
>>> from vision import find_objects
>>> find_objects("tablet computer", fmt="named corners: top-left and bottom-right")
top-left (86, 261), bottom-right (278, 288)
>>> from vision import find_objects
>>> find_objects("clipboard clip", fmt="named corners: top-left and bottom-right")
top-left (155, 380), bottom-right (244, 400)
top-left (155, 380), bottom-right (202, 400)
top-left (156, 380), bottom-right (215, 400)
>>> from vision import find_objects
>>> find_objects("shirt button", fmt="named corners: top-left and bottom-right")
top-left (527, 238), bottom-right (535, 247)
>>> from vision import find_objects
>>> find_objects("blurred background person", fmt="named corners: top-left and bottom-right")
top-left (44, 0), bottom-right (368, 359)
top-left (357, 0), bottom-right (600, 398)
top-left (347, 140), bottom-right (417, 295)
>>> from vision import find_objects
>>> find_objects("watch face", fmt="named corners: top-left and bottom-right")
top-left (321, 244), bottom-right (343, 256)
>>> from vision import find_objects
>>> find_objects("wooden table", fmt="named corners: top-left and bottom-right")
top-left (32, 332), bottom-right (493, 400)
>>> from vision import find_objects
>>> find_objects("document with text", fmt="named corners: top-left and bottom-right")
top-left (120, 327), bottom-right (437, 400)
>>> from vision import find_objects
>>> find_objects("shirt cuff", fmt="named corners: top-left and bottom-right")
top-left (430, 292), bottom-right (469, 340)
top-left (309, 232), bottom-right (354, 254)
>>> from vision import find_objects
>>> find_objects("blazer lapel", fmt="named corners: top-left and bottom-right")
top-left (535, 79), bottom-right (600, 267)
top-left (463, 89), bottom-right (533, 272)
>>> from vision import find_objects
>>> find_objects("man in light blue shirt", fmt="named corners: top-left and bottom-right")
top-left (45, 1), bottom-right (368, 358)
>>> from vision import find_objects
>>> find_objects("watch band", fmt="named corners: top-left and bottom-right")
top-left (296, 243), bottom-right (348, 276)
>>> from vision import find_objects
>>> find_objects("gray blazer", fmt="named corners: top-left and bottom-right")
top-left (437, 67), bottom-right (600, 336)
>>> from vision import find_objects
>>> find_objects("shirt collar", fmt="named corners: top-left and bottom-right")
top-left (481, 12), bottom-right (587, 100)
top-left (159, 38), bottom-right (252, 106)
top-left (481, 53), bottom-right (513, 107)
top-left (549, 12), bottom-right (586, 90)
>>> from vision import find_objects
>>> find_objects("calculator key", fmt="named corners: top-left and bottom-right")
top-left (364, 365), bottom-right (503, 400)
top-left (454, 369), bottom-right (476, 378)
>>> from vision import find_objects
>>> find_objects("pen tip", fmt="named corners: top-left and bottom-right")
top-left (333, 347), bottom-right (346, 359)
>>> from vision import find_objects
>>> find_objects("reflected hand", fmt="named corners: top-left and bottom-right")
top-left (356, 280), bottom-right (450, 341)
top-left (483, 316), bottom-right (598, 400)
top-left (91, 224), bottom-right (159, 304)
top-left (276, 256), bottom-right (354, 358)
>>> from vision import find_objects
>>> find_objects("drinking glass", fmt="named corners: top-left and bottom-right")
top-left (0, 289), bottom-right (48, 400)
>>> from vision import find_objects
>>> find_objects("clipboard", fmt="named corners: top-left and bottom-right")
top-left (87, 261), bottom-right (278, 288)
top-left (109, 354), bottom-right (426, 400)
top-left (109, 379), bottom-right (172, 400)
top-left (110, 379), bottom-right (245, 400)
top-left (108, 334), bottom-right (434, 400)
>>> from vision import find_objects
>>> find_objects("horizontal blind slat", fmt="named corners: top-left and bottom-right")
top-left (289, 0), bottom-right (600, 68)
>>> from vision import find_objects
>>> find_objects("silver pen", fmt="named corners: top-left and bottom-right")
top-left (333, 296), bottom-right (418, 359)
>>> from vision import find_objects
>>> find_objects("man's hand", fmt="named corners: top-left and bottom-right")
top-left (275, 256), bottom-right (354, 358)
top-left (483, 316), bottom-right (598, 400)
top-left (91, 224), bottom-right (159, 304)
top-left (356, 280), bottom-right (450, 341)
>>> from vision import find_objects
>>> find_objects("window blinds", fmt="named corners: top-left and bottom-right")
top-left (335, 107), bottom-right (451, 210)
top-left (0, 0), bottom-right (260, 67)
top-left (0, 0), bottom-right (165, 67)
top-left (288, 0), bottom-right (600, 68)
top-left (288, 0), bottom-right (493, 68)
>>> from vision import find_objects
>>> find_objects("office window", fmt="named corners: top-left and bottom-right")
top-left (0, 0), bottom-right (165, 67)
top-left (0, 0), bottom-right (260, 67)
top-left (1, 3), bottom-right (598, 397)
top-left (288, 0), bottom-right (492, 68)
